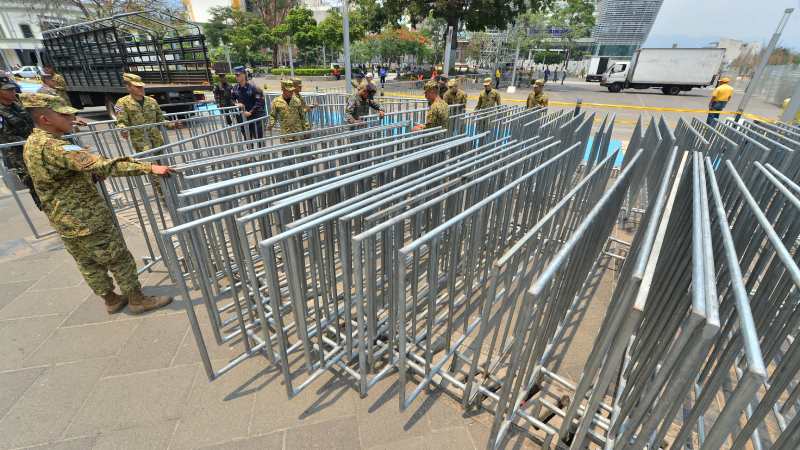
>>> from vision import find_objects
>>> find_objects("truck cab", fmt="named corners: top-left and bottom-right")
top-left (601, 63), bottom-right (628, 92)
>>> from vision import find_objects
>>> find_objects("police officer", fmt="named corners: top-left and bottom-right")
top-left (526, 79), bottom-right (549, 109)
top-left (345, 83), bottom-right (384, 124)
top-left (22, 93), bottom-right (174, 314)
top-left (231, 66), bottom-right (265, 139)
top-left (443, 79), bottom-right (467, 106)
top-left (476, 77), bottom-right (501, 110)
top-left (268, 80), bottom-right (306, 142)
top-left (0, 73), bottom-right (40, 209)
top-left (291, 78), bottom-right (313, 131)
top-left (413, 80), bottom-right (449, 131)
top-left (115, 73), bottom-right (172, 152)
top-left (212, 73), bottom-right (235, 125)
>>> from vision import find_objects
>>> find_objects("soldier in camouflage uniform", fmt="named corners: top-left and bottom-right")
top-left (475, 77), bottom-right (501, 110)
top-left (43, 64), bottom-right (67, 97)
top-left (526, 79), bottom-right (549, 109)
top-left (437, 75), bottom-right (449, 99)
top-left (212, 73), bottom-right (234, 125)
top-left (268, 80), bottom-right (306, 142)
top-left (22, 93), bottom-right (175, 315)
top-left (345, 83), bottom-right (384, 124)
top-left (291, 78), bottom-right (313, 131)
top-left (413, 81), bottom-right (449, 131)
top-left (115, 73), bottom-right (171, 152)
top-left (40, 73), bottom-right (71, 104)
top-left (0, 74), bottom-right (41, 209)
top-left (443, 79), bottom-right (467, 106)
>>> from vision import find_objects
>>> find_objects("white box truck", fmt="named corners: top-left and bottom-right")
top-left (585, 56), bottom-right (630, 82)
top-left (600, 48), bottom-right (725, 95)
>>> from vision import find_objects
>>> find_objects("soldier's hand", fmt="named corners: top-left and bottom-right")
top-left (243, 111), bottom-right (252, 118)
top-left (378, 111), bottom-right (385, 118)
top-left (91, 174), bottom-right (106, 183)
top-left (73, 118), bottom-right (88, 126)
top-left (151, 165), bottom-right (174, 176)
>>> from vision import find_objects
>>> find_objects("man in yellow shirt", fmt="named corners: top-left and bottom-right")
top-left (706, 77), bottom-right (734, 126)
top-left (780, 98), bottom-right (800, 125)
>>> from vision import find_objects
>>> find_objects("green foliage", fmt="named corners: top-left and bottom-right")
top-left (204, 7), bottom-right (276, 65)
top-left (318, 10), bottom-right (366, 58)
top-left (269, 68), bottom-right (331, 76)
top-left (533, 50), bottom-right (562, 65)
top-left (285, 7), bottom-right (321, 62)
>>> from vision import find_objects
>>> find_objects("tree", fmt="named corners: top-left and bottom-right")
top-left (548, 0), bottom-right (594, 63)
top-left (318, 10), bottom-right (366, 62)
top-left (284, 7), bottom-right (321, 64)
top-left (247, 0), bottom-right (297, 66)
top-left (382, 0), bottom-right (551, 57)
top-left (49, 0), bottom-right (183, 20)
top-left (203, 7), bottom-right (276, 66)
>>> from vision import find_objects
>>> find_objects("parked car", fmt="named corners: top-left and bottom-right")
top-left (12, 66), bottom-right (41, 78)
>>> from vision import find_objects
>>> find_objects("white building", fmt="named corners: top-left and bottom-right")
top-left (711, 38), bottom-right (762, 67)
top-left (183, 0), bottom-right (332, 24)
top-left (0, 1), bottom-right (83, 69)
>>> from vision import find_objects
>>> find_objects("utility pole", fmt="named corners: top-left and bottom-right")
top-left (287, 38), bottom-right (295, 78)
top-left (443, 26), bottom-right (454, 77)
top-left (342, 0), bottom-right (353, 93)
top-left (508, 40), bottom-right (520, 93)
top-left (735, 8), bottom-right (794, 121)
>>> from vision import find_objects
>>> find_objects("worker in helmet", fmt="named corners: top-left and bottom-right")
top-left (706, 76), bottom-right (734, 127)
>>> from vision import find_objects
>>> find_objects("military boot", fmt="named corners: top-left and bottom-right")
top-left (127, 289), bottom-right (173, 314)
top-left (101, 291), bottom-right (127, 314)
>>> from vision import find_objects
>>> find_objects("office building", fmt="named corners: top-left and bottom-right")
top-left (592, 0), bottom-right (665, 57)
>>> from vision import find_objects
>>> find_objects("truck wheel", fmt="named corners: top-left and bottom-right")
top-left (608, 83), bottom-right (622, 93)
top-left (663, 86), bottom-right (681, 95)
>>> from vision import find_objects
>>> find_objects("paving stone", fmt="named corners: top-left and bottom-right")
top-left (284, 416), bottom-right (359, 450)
top-left (0, 366), bottom-right (45, 418)
top-left (0, 285), bottom-right (91, 319)
top-left (170, 358), bottom-right (265, 450)
top-left (0, 358), bottom-right (109, 449)
top-left (61, 295), bottom-right (124, 327)
top-left (0, 280), bottom-right (32, 312)
top-left (103, 314), bottom-right (188, 376)
top-left (355, 375), bottom-right (433, 448)
top-left (424, 426), bottom-right (477, 450)
top-left (196, 431), bottom-right (284, 450)
top-left (250, 364), bottom-right (358, 436)
top-left (0, 314), bottom-right (64, 371)
top-left (418, 388), bottom-right (470, 431)
top-left (26, 436), bottom-right (98, 450)
top-left (364, 436), bottom-right (425, 450)
top-left (91, 420), bottom-right (177, 450)
top-left (0, 256), bottom-right (50, 283)
top-left (171, 310), bottom-right (249, 367)
top-left (64, 364), bottom-right (197, 437)
top-left (24, 319), bottom-right (140, 367)
top-left (28, 264), bottom-right (86, 291)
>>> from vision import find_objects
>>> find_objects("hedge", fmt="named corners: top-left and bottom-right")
top-left (270, 68), bottom-right (331, 76)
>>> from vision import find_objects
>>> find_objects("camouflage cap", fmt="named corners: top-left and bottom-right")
top-left (534, 79), bottom-right (545, 86)
top-left (122, 73), bottom-right (145, 87)
top-left (0, 73), bottom-right (19, 90)
top-left (483, 77), bottom-right (492, 86)
top-left (291, 78), bottom-right (302, 87)
top-left (40, 72), bottom-right (54, 79)
top-left (280, 79), bottom-right (294, 90)
top-left (20, 92), bottom-right (79, 114)
top-left (447, 79), bottom-right (457, 88)
top-left (423, 80), bottom-right (439, 92)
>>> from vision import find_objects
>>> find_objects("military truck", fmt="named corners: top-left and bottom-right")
top-left (41, 11), bottom-right (212, 117)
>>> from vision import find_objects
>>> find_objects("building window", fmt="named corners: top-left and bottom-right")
top-left (20, 24), bottom-right (34, 39)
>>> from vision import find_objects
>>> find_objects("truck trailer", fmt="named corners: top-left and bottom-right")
top-left (600, 48), bottom-right (725, 95)
top-left (42, 11), bottom-right (212, 117)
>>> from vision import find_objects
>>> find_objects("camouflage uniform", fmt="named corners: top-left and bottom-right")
top-left (345, 93), bottom-right (382, 123)
top-left (526, 92), bottom-right (549, 108)
top-left (39, 85), bottom-right (70, 104)
top-left (24, 124), bottom-right (153, 296)
top-left (424, 97), bottom-right (450, 130)
top-left (0, 100), bottom-right (40, 208)
top-left (269, 94), bottom-right (306, 141)
top-left (475, 88), bottom-right (501, 110)
top-left (114, 94), bottom-right (166, 152)
top-left (291, 78), bottom-right (312, 131)
top-left (443, 88), bottom-right (467, 106)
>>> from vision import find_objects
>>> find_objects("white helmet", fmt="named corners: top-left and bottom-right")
top-left (366, 72), bottom-right (374, 79)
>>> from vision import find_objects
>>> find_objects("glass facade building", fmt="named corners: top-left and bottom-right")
top-left (592, 0), bottom-right (665, 57)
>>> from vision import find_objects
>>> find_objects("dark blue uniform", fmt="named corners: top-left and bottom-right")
top-left (231, 82), bottom-right (265, 139)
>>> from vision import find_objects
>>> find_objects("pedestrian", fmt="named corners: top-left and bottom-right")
top-left (332, 66), bottom-right (341, 81)
top-left (0, 73), bottom-right (41, 209)
top-left (706, 76), bottom-right (734, 127)
top-left (544, 67), bottom-right (550, 83)
top-left (345, 84), bottom-right (384, 124)
top-left (231, 65), bottom-right (265, 139)
top-left (41, 63), bottom-right (67, 97)
top-left (268, 80), bottom-right (306, 142)
top-left (780, 98), bottom-right (799, 125)
top-left (413, 80), bottom-right (449, 131)
top-left (437, 75), bottom-right (449, 98)
top-left (291, 77), bottom-right (313, 131)
top-left (443, 79), bottom-right (467, 106)
top-left (561, 69), bottom-right (567, 84)
top-left (476, 77), bottom-right (501, 110)
top-left (22, 93), bottom-right (174, 314)
top-left (495, 67), bottom-right (502, 88)
top-left (526, 79), bottom-right (549, 109)
top-left (379, 66), bottom-right (387, 88)
top-left (39, 73), bottom-right (70, 104)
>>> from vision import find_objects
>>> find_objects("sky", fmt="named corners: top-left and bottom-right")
top-left (645, 0), bottom-right (800, 50)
